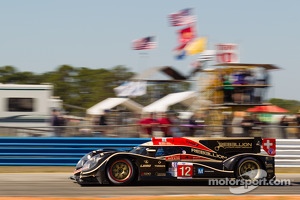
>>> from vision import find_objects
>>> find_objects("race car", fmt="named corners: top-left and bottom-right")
top-left (72, 137), bottom-right (276, 186)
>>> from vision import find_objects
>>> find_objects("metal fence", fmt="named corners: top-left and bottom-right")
top-left (0, 124), bottom-right (299, 139)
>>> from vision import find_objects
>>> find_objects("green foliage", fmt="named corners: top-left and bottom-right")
top-left (0, 65), bottom-right (191, 115)
top-left (3, 65), bottom-right (299, 116)
top-left (268, 98), bottom-right (300, 113)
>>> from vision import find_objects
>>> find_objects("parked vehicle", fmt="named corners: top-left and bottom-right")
top-left (0, 84), bottom-right (62, 136)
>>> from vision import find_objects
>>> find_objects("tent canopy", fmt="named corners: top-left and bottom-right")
top-left (87, 98), bottom-right (143, 115)
top-left (143, 91), bottom-right (197, 113)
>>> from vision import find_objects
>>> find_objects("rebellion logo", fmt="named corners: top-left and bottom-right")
top-left (191, 148), bottom-right (227, 160)
top-left (215, 141), bottom-right (252, 151)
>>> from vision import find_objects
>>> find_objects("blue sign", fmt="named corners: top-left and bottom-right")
top-left (198, 167), bottom-right (204, 174)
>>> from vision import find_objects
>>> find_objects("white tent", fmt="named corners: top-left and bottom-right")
top-left (87, 98), bottom-right (143, 115)
top-left (142, 91), bottom-right (197, 113)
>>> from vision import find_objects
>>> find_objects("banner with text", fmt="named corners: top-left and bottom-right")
top-left (215, 43), bottom-right (239, 63)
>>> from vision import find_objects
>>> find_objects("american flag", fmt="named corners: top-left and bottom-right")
top-left (168, 8), bottom-right (196, 27)
top-left (132, 36), bottom-right (157, 50)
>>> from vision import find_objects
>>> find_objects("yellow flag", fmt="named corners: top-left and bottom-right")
top-left (185, 37), bottom-right (207, 55)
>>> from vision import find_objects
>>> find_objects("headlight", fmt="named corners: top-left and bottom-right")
top-left (81, 154), bottom-right (101, 171)
top-left (76, 152), bottom-right (93, 169)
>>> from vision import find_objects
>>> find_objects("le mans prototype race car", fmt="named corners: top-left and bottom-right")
top-left (72, 137), bottom-right (276, 186)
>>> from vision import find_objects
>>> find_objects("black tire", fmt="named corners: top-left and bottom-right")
top-left (235, 157), bottom-right (264, 180)
top-left (106, 158), bottom-right (135, 185)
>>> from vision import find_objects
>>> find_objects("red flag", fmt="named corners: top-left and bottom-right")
top-left (178, 26), bottom-right (196, 46)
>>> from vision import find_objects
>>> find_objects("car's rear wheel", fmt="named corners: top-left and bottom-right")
top-left (235, 157), bottom-right (263, 180)
top-left (106, 158), bottom-right (135, 185)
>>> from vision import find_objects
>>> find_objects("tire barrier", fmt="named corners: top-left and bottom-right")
top-left (0, 137), bottom-right (298, 167)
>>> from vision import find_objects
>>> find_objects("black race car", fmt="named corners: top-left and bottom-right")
top-left (72, 137), bottom-right (276, 186)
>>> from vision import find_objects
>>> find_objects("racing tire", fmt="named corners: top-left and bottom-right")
top-left (106, 158), bottom-right (135, 185)
top-left (235, 157), bottom-right (264, 181)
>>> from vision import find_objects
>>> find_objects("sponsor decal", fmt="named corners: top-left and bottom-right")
top-left (155, 172), bottom-right (166, 176)
top-left (262, 138), bottom-right (276, 156)
top-left (171, 162), bottom-right (178, 168)
top-left (214, 141), bottom-right (252, 151)
top-left (197, 167), bottom-right (204, 174)
top-left (265, 163), bottom-right (273, 168)
top-left (191, 148), bottom-right (227, 159)
top-left (140, 164), bottom-right (151, 167)
top-left (141, 172), bottom-right (152, 176)
top-left (154, 165), bottom-right (165, 168)
top-left (166, 155), bottom-right (181, 160)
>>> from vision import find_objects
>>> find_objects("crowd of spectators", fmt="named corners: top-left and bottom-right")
top-left (220, 68), bottom-right (269, 104)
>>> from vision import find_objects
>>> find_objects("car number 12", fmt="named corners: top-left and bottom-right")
top-left (177, 165), bottom-right (193, 177)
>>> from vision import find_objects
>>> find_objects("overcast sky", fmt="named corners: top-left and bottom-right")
top-left (0, 0), bottom-right (299, 100)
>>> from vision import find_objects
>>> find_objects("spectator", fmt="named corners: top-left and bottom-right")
top-left (231, 112), bottom-right (244, 137)
top-left (223, 113), bottom-right (232, 137)
top-left (169, 112), bottom-right (183, 137)
top-left (241, 114), bottom-right (254, 137)
top-left (244, 70), bottom-right (256, 103)
top-left (188, 113), bottom-right (197, 136)
top-left (279, 115), bottom-right (289, 139)
top-left (296, 112), bottom-right (300, 139)
top-left (223, 75), bottom-right (234, 103)
top-left (138, 112), bottom-right (159, 137)
top-left (51, 109), bottom-right (62, 136)
top-left (157, 112), bottom-right (172, 137)
top-left (99, 110), bottom-right (109, 125)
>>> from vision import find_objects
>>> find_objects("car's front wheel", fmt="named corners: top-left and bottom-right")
top-left (106, 158), bottom-right (135, 185)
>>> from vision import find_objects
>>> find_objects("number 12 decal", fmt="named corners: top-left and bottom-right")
top-left (177, 164), bottom-right (193, 177)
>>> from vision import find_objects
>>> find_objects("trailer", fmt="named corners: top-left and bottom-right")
top-left (0, 84), bottom-right (61, 136)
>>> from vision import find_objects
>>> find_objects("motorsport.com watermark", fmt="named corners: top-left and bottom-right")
top-left (208, 170), bottom-right (291, 194)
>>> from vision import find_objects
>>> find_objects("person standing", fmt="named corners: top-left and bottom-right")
top-left (241, 115), bottom-right (254, 137)
top-left (138, 112), bottom-right (159, 137)
top-left (296, 112), bottom-right (300, 139)
top-left (99, 110), bottom-right (109, 125)
top-left (51, 109), bottom-right (61, 136)
top-left (279, 115), bottom-right (289, 139)
top-left (157, 112), bottom-right (172, 137)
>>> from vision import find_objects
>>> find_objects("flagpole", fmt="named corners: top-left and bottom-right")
top-left (137, 51), bottom-right (149, 73)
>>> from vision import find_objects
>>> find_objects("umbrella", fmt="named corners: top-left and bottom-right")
top-left (246, 105), bottom-right (289, 113)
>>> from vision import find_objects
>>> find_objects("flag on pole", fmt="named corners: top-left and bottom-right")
top-left (177, 25), bottom-right (196, 45)
top-left (168, 8), bottom-right (196, 26)
top-left (173, 25), bottom-right (196, 59)
top-left (114, 81), bottom-right (147, 97)
top-left (132, 36), bottom-right (157, 50)
top-left (185, 37), bottom-right (207, 55)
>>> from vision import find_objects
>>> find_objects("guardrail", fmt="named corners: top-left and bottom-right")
top-left (0, 137), bottom-right (299, 167)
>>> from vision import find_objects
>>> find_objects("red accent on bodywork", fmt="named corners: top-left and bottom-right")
top-left (152, 137), bottom-right (215, 152)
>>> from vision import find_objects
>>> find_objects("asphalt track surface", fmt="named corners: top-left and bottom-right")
top-left (0, 173), bottom-right (299, 197)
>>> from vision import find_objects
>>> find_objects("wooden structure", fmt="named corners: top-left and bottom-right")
top-left (191, 63), bottom-right (280, 134)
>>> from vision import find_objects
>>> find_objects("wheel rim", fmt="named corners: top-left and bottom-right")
top-left (109, 160), bottom-right (132, 183)
top-left (238, 160), bottom-right (261, 180)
